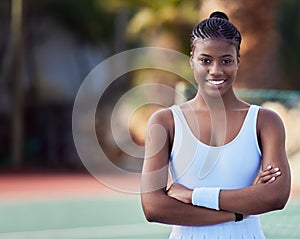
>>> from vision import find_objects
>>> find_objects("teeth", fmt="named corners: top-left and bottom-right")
top-left (208, 80), bottom-right (225, 85)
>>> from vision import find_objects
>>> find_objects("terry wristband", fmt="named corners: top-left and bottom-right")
top-left (192, 187), bottom-right (221, 210)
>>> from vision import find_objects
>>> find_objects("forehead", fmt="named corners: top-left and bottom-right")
top-left (193, 39), bottom-right (237, 56)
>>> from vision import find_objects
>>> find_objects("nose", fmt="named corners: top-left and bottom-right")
top-left (209, 62), bottom-right (223, 76)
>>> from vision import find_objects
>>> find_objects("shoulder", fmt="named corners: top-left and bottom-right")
top-left (146, 107), bottom-right (175, 148)
top-left (258, 107), bottom-right (284, 126)
top-left (257, 106), bottom-right (286, 138)
top-left (147, 107), bottom-right (174, 130)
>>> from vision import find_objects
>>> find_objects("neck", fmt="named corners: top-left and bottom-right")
top-left (192, 88), bottom-right (240, 110)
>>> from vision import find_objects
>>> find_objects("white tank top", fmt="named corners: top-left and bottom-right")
top-left (168, 105), bottom-right (265, 239)
top-left (169, 104), bottom-right (262, 189)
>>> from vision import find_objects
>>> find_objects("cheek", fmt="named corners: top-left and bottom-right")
top-left (229, 68), bottom-right (238, 79)
top-left (193, 66), bottom-right (208, 81)
top-left (194, 71), bottom-right (207, 85)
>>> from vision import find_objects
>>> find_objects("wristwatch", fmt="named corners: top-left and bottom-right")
top-left (235, 213), bottom-right (243, 222)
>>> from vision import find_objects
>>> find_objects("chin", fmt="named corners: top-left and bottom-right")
top-left (199, 88), bottom-right (226, 99)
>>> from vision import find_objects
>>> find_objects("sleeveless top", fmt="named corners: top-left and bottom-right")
top-left (168, 105), bottom-right (265, 239)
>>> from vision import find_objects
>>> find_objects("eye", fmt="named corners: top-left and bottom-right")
top-left (222, 59), bottom-right (234, 64)
top-left (198, 58), bottom-right (211, 64)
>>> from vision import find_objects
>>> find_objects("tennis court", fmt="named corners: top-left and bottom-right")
top-left (0, 174), bottom-right (299, 239)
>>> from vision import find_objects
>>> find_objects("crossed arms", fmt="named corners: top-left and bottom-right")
top-left (141, 107), bottom-right (291, 226)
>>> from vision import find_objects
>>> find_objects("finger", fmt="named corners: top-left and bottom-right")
top-left (271, 167), bottom-right (280, 173)
top-left (266, 171), bottom-right (282, 183)
top-left (273, 170), bottom-right (281, 176)
top-left (262, 165), bottom-right (277, 172)
top-left (253, 177), bottom-right (259, 184)
top-left (264, 165), bottom-right (272, 171)
top-left (269, 170), bottom-right (282, 178)
top-left (259, 171), bottom-right (281, 183)
top-left (267, 176), bottom-right (276, 184)
top-left (260, 167), bottom-right (280, 177)
top-left (258, 174), bottom-right (274, 183)
top-left (259, 170), bottom-right (275, 178)
top-left (260, 171), bottom-right (272, 177)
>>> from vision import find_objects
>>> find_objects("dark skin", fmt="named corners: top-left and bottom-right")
top-left (141, 39), bottom-right (291, 226)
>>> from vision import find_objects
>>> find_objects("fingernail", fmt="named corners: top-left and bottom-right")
top-left (267, 165), bottom-right (272, 170)
top-left (276, 171), bottom-right (281, 175)
top-left (274, 168), bottom-right (279, 171)
top-left (271, 176), bottom-right (276, 181)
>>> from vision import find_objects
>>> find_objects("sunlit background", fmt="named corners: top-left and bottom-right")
top-left (1, 0), bottom-right (300, 238)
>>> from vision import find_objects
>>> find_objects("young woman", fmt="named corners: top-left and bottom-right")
top-left (141, 11), bottom-right (291, 238)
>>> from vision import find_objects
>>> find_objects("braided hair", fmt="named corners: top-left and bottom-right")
top-left (190, 11), bottom-right (241, 56)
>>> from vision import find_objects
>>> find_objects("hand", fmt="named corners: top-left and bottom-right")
top-left (253, 165), bottom-right (281, 185)
top-left (166, 183), bottom-right (193, 204)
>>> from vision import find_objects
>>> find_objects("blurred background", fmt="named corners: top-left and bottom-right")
top-left (1, 0), bottom-right (300, 238)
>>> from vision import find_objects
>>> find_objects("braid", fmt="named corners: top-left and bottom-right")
top-left (190, 11), bottom-right (241, 56)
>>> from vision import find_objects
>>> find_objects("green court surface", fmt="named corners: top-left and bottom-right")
top-left (0, 196), bottom-right (299, 239)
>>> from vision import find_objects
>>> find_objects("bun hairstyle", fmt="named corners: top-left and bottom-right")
top-left (190, 11), bottom-right (241, 56)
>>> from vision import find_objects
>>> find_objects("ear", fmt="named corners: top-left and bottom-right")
top-left (189, 55), bottom-right (194, 69)
top-left (237, 56), bottom-right (240, 68)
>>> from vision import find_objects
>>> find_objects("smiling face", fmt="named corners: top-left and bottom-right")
top-left (191, 39), bottom-right (239, 98)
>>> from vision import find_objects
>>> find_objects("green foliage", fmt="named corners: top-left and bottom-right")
top-left (97, 0), bottom-right (184, 12)
top-left (31, 0), bottom-right (116, 43)
top-left (125, 0), bottom-right (199, 50)
top-left (30, 0), bottom-right (200, 49)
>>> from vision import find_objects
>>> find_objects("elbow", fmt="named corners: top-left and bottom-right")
top-left (142, 203), bottom-right (164, 223)
top-left (255, 196), bottom-right (287, 214)
top-left (143, 207), bottom-right (157, 222)
top-left (263, 178), bottom-right (291, 212)
top-left (141, 199), bottom-right (155, 222)
top-left (273, 194), bottom-right (289, 211)
top-left (141, 194), bottom-right (165, 223)
top-left (268, 198), bottom-right (286, 211)
top-left (266, 189), bottom-right (290, 211)
top-left (274, 184), bottom-right (291, 211)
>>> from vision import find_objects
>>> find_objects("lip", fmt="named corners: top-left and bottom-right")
top-left (205, 79), bottom-right (227, 88)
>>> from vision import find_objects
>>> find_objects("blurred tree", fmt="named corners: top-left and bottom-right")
top-left (92, 0), bottom-right (201, 171)
top-left (10, 0), bottom-right (24, 169)
top-left (125, 0), bottom-right (200, 51)
top-left (0, 0), bottom-right (12, 94)
top-left (118, 0), bottom-right (200, 147)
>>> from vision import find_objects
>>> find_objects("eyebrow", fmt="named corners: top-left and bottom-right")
top-left (221, 54), bottom-right (234, 58)
top-left (199, 53), bottom-right (211, 57)
top-left (198, 53), bottom-right (234, 58)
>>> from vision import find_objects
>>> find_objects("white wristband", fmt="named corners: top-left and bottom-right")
top-left (192, 187), bottom-right (221, 210)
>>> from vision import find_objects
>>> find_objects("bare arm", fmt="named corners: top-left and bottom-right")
top-left (141, 109), bottom-right (236, 226)
top-left (219, 108), bottom-right (291, 214)
top-left (167, 165), bottom-right (282, 204)
top-left (167, 108), bottom-right (291, 215)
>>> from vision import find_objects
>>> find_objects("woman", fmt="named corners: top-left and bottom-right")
top-left (141, 11), bottom-right (291, 238)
